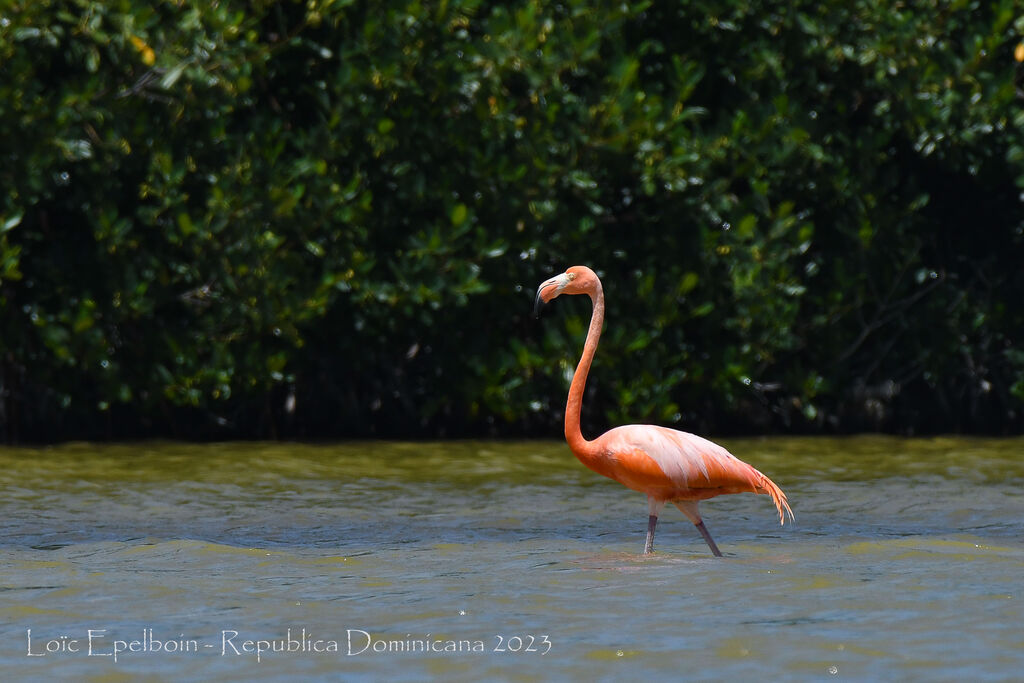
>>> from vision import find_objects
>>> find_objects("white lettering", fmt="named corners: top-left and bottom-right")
top-left (221, 630), bottom-right (241, 656)
top-left (88, 629), bottom-right (113, 660)
top-left (347, 629), bottom-right (371, 656)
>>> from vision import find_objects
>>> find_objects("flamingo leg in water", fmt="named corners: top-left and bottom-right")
top-left (644, 515), bottom-right (658, 555)
top-left (645, 497), bottom-right (666, 554)
top-left (695, 520), bottom-right (723, 557)
top-left (674, 500), bottom-right (723, 557)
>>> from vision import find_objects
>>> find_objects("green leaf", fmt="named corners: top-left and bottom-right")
top-left (679, 272), bottom-right (699, 294)
top-left (450, 203), bottom-right (468, 226)
top-left (1, 213), bottom-right (23, 233)
top-left (160, 61), bottom-right (189, 89)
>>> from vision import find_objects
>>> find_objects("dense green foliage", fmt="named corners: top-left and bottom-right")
top-left (2, 0), bottom-right (1023, 441)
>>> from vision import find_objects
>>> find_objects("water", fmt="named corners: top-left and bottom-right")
top-left (1, 437), bottom-right (1022, 680)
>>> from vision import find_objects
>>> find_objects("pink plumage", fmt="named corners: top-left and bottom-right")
top-left (594, 424), bottom-right (793, 525)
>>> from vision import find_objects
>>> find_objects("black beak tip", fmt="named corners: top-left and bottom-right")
top-left (533, 288), bottom-right (548, 319)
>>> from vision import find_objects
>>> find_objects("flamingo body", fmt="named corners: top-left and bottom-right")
top-left (588, 425), bottom-right (792, 522)
top-left (535, 265), bottom-right (792, 556)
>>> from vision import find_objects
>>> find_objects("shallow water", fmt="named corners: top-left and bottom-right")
top-left (1, 437), bottom-right (1022, 680)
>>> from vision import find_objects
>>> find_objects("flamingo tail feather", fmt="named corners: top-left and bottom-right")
top-left (756, 473), bottom-right (794, 525)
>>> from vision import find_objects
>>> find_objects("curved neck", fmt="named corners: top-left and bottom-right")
top-left (565, 280), bottom-right (604, 456)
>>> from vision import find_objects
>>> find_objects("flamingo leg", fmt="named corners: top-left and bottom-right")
top-left (695, 520), bottom-right (723, 557)
top-left (644, 515), bottom-right (658, 554)
top-left (673, 500), bottom-right (724, 557)
top-left (645, 496), bottom-right (666, 554)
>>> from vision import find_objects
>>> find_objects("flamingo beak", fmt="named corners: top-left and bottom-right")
top-left (534, 273), bottom-right (570, 317)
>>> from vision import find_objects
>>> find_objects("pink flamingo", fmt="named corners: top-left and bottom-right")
top-left (535, 265), bottom-right (793, 556)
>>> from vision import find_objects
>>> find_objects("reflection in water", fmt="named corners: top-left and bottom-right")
top-left (0, 437), bottom-right (1022, 679)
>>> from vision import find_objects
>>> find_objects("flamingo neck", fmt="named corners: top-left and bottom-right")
top-left (565, 281), bottom-right (604, 458)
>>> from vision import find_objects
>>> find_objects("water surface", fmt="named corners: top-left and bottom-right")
top-left (1, 437), bottom-right (1022, 680)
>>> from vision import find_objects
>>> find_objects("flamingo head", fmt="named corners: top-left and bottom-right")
top-left (534, 265), bottom-right (600, 317)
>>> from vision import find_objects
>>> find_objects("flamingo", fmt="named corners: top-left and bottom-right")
top-left (534, 265), bottom-right (793, 556)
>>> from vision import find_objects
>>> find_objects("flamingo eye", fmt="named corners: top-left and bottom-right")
top-left (567, 272), bottom-right (577, 281)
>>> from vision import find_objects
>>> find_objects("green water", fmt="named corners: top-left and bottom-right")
top-left (1, 437), bottom-right (1022, 680)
